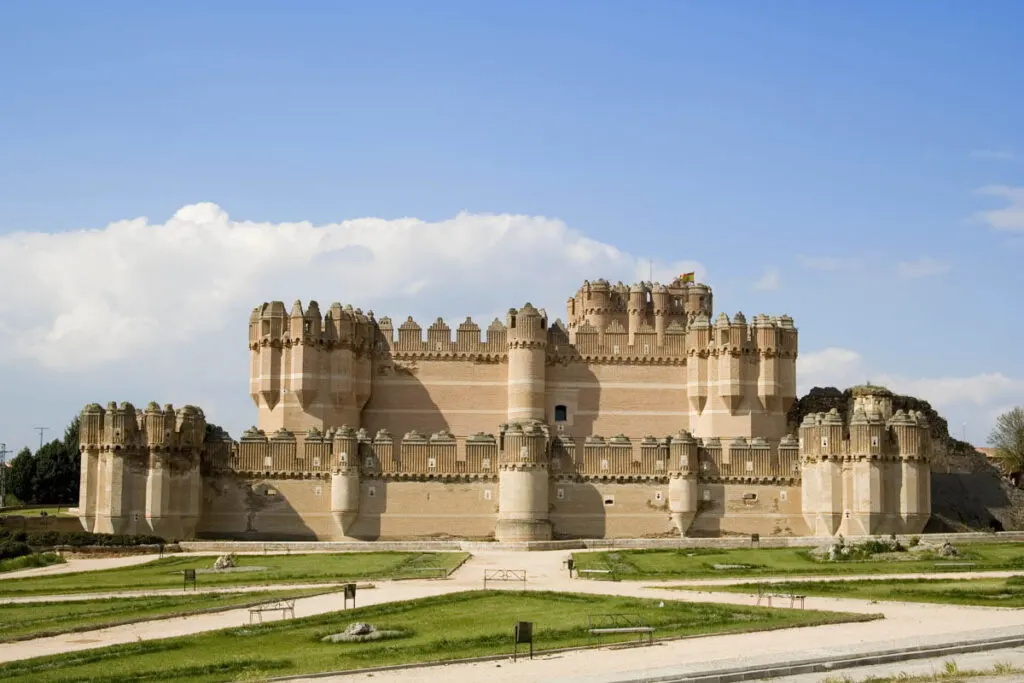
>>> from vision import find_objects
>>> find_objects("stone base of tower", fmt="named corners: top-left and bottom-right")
top-left (901, 514), bottom-right (930, 535)
top-left (495, 518), bottom-right (552, 542)
top-left (669, 512), bottom-right (697, 537)
top-left (330, 511), bottom-right (359, 540)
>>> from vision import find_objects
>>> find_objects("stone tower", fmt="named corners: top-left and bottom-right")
top-left (799, 385), bottom-right (932, 536)
top-left (495, 303), bottom-right (552, 541)
top-left (329, 425), bottom-right (361, 538)
top-left (78, 401), bottom-right (205, 538)
top-left (249, 300), bottom-right (376, 434)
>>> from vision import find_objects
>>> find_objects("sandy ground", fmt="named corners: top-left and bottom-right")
top-left (2, 548), bottom-right (1024, 683)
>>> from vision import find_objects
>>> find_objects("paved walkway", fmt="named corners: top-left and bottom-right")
top-left (0, 553), bottom-right (160, 580)
top-left (3, 548), bottom-right (1024, 683)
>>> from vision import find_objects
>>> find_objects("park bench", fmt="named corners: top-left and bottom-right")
top-left (756, 584), bottom-right (806, 609)
top-left (483, 568), bottom-right (527, 589)
top-left (248, 598), bottom-right (296, 624)
top-left (399, 566), bottom-right (449, 579)
top-left (587, 613), bottom-right (654, 646)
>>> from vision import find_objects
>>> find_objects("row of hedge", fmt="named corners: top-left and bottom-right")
top-left (0, 529), bottom-right (169, 561)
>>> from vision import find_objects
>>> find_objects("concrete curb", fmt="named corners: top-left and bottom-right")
top-left (265, 628), bottom-right (1024, 683)
top-left (616, 634), bottom-right (1024, 682)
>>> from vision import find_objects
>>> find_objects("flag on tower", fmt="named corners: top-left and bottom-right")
top-left (679, 272), bottom-right (695, 283)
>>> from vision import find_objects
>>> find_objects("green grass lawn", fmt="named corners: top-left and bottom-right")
top-left (0, 551), bottom-right (469, 597)
top-left (0, 587), bottom-right (332, 641)
top-left (0, 553), bottom-right (64, 574)
top-left (683, 575), bottom-right (1024, 608)
top-left (0, 590), bottom-right (878, 683)
top-left (0, 506), bottom-right (74, 517)
top-left (572, 543), bottom-right (1024, 581)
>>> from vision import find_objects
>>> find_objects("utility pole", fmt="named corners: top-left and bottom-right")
top-left (0, 442), bottom-right (10, 507)
top-left (34, 426), bottom-right (49, 451)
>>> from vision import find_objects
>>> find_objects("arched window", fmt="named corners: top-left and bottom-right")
top-left (554, 405), bottom-right (568, 422)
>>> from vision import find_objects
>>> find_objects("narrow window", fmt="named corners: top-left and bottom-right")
top-left (554, 405), bottom-right (568, 422)
top-left (510, 315), bottom-right (516, 328)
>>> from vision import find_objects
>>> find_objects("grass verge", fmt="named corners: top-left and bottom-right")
top-left (673, 575), bottom-right (1024, 607)
top-left (572, 543), bottom-right (1024, 580)
top-left (0, 506), bottom-right (74, 518)
top-left (0, 551), bottom-right (468, 597)
top-left (823, 658), bottom-right (1021, 682)
top-left (0, 587), bottom-right (333, 641)
top-left (0, 590), bottom-right (878, 683)
top-left (0, 553), bottom-right (64, 574)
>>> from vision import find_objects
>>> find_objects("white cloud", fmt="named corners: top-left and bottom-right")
top-left (753, 266), bottom-right (781, 291)
top-left (798, 347), bottom-right (1024, 444)
top-left (970, 149), bottom-right (1016, 161)
top-left (796, 254), bottom-right (861, 271)
top-left (974, 185), bottom-right (1024, 232)
top-left (897, 256), bottom-right (950, 279)
top-left (0, 203), bottom-right (703, 372)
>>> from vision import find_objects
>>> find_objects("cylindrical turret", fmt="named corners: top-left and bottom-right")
top-left (652, 284), bottom-right (669, 345)
top-left (628, 283), bottom-right (646, 345)
top-left (495, 422), bottom-right (551, 541)
top-left (587, 279), bottom-right (612, 334)
top-left (506, 304), bottom-right (548, 423)
top-left (330, 425), bottom-right (361, 538)
top-left (667, 430), bottom-right (698, 536)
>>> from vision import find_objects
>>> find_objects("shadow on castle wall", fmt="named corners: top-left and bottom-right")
top-left (549, 354), bottom-right (609, 538)
top-left (198, 476), bottom-right (317, 541)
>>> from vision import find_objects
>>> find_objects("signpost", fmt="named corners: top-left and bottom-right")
top-left (344, 583), bottom-right (357, 609)
top-left (513, 621), bottom-right (533, 661)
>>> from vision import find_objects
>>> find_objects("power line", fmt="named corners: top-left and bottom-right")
top-left (33, 426), bottom-right (49, 451)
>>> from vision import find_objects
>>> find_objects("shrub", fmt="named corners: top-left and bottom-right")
top-left (24, 531), bottom-right (168, 549)
top-left (0, 541), bottom-right (32, 560)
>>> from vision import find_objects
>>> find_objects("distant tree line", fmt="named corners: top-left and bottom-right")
top-left (2, 418), bottom-right (229, 507)
top-left (4, 418), bottom-right (81, 506)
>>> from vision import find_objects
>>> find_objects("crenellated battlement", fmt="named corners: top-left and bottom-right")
top-left (79, 401), bottom-right (207, 451)
top-left (798, 385), bottom-right (931, 537)
top-left (798, 406), bottom-right (932, 462)
top-left (212, 423), bottom-right (803, 483)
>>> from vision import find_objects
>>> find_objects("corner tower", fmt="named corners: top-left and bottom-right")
top-left (249, 300), bottom-right (376, 434)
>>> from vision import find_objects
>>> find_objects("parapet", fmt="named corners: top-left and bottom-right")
top-left (798, 393), bottom-right (931, 462)
top-left (249, 300), bottom-right (377, 354)
top-left (78, 401), bottom-right (207, 451)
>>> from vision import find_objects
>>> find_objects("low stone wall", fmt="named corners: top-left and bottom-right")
top-left (178, 530), bottom-right (1024, 554)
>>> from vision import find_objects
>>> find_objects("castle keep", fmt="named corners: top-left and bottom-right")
top-left (75, 276), bottom-right (933, 541)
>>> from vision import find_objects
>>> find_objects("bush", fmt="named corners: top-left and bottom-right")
top-left (23, 531), bottom-right (167, 549)
top-left (0, 541), bottom-right (32, 560)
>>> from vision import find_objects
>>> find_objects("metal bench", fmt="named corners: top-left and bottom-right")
top-left (248, 598), bottom-right (296, 624)
top-left (587, 613), bottom-right (654, 646)
top-left (756, 584), bottom-right (806, 609)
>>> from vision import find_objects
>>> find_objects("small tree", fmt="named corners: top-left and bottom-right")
top-left (7, 448), bottom-right (36, 503)
top-left (988, 407), bottom-right (1024, 481)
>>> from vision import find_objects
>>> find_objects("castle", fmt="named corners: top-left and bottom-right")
top-left (74, 275), bottom-right (933, 541)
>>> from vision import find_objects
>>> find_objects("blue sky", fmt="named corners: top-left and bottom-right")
top-left (0, 1), bottom-right (1021, 453)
